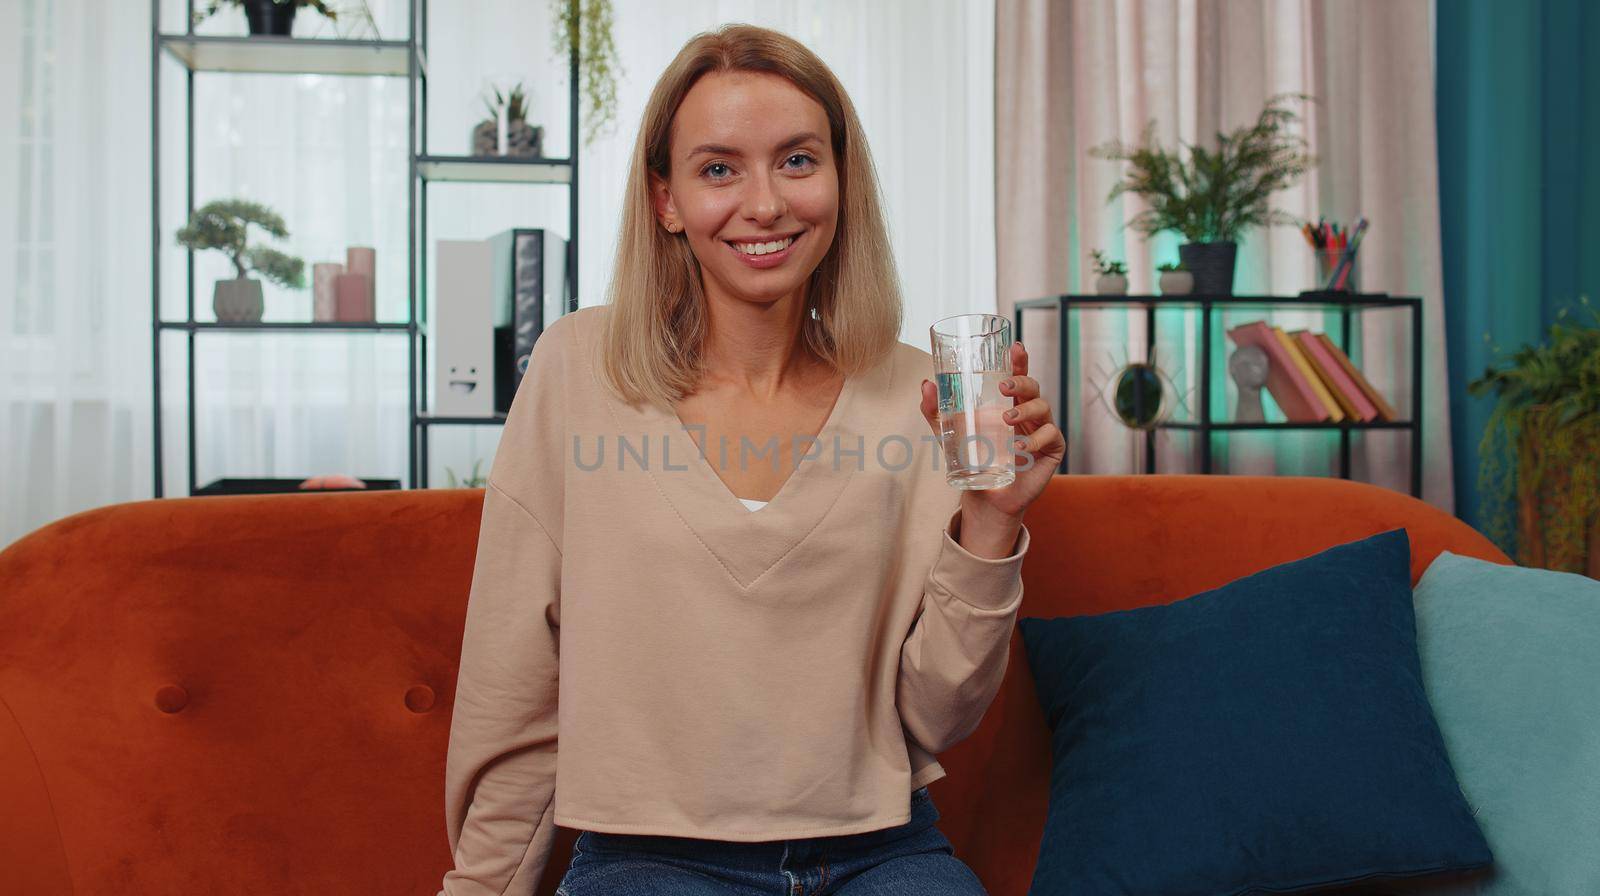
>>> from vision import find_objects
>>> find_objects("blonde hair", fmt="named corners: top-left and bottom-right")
top-left (597, 23), bottom-right (903, 408)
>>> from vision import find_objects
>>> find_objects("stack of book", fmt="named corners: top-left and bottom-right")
top-left (1225, 321), bottom-right (1399, 423)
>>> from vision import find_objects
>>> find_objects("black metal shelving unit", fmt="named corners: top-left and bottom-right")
top-left (150, 0), bottom-right (579, 496)
top-left (1013, 292), bottom-right (1424, 498)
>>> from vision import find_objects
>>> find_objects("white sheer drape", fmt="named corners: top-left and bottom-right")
top-left (997, 0), bottom-right (1454, 511)
top-left (2, 0), bottom-right (154, 545)
top-left (1, 0), bottom-right (995, 547)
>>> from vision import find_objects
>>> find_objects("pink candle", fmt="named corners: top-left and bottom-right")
top-left (346, 246), bottom-right (376, 317)
top-left (335, 272), bottom-right (373, 322)
top-left (312, 262), bottom-right (344, 321)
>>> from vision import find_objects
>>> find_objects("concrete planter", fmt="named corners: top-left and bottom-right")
top-left (1158, 270), bottom-right (1194, 295)
top-left (213, 277), bottom-right (264, 323)
top-left (1095, 273), bottom-right (1129, 295)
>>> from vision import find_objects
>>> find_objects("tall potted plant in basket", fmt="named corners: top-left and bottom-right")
top-left (1468, 296), bottom-right (1600, 577)
top-left (1090, 94), bottom-right (1315, 295)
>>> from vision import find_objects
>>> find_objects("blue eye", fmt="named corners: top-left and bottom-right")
top-left (702, 162), bottom-right (732, 179)
top-left (785, 153), bottom-right (817, 170)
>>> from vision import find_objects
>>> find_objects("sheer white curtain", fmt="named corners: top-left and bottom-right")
top-left (996, 0), bottom-right (1453, 511)
top-left (0, 0), bottom-right (994, 547)
top-left (2, 0), bottom-right (154, 547)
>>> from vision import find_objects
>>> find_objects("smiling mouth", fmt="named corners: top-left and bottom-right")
top-left (725, 232), bottom-right (802, 257)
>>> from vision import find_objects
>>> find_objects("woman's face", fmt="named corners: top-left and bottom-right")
top-left (652, 70), bottom-right (839, 309)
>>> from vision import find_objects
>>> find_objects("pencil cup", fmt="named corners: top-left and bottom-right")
top-left (930, 314), bottom-right (1016, 490)
top-left (1316, 248), bottom-right (1358, 292)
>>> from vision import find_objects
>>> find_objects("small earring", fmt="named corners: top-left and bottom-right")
top-left (665, 222), bottom-right (680, 233)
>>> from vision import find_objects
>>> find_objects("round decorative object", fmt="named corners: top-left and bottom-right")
top-left (1085, 345), bottom-right (1192, 439)
top-left (1158, 270), bottom-right (1194, 296)
top-left (1179, 241), bottom-right (1238, 295)
top-left (213, 277), bottom-right (264, 323)
top-left (1112, 363), bottom-right (1171, 429)
top-left (472, 120), bottom-right (543, 157)
top-left (1095, 273), bottom-right (1129, 295)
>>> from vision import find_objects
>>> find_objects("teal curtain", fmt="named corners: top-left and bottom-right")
top-left (1437, 0), bottom-right (1600, 550)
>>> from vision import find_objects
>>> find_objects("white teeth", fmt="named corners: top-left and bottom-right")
top-left (733, 236), bottom-right (796, 256)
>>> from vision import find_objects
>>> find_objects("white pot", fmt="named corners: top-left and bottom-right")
top-left (1158, 270), bottom-right (1194, 296)
top-left (1094, 273), bottom-right (1128, 295)
top-left (214, 277), bottom-right (264, 322)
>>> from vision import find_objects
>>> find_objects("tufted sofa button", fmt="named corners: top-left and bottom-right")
top-left (405, 684), bottom-right (435, 713)
top-left (155, 684), bottom-right (189, 713)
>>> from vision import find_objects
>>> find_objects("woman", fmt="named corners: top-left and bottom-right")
top-left (438, 23), bottom-right (1064, 896)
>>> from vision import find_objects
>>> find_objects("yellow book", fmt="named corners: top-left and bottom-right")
top-left (1271, 325), bottom-right (1345, 422)
top-left (1289, 328), bottom-right (1364, 420)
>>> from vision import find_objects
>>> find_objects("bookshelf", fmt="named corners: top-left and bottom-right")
top-left (1013, 292), bottom-right (1423, 497)
top-left (150, 0), bottom-right (580, 496)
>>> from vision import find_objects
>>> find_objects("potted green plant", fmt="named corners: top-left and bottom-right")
top-left (1468, 295), bottom-right (1600, 576)
top-left (192, 0), bottom-right (338, 36)
top-left (1157, 261), bottom-right (1192, 296)
top-left (1090, 94), bottom-right (1315, 295)
top-left (1090, 249), bottom-right (1128, 295)
top-left (473, 82), bottom-right (543, 158)
top-left (176, 199), bottom-right (306, 323)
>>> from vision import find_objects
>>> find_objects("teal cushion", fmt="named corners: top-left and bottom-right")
top-left (1412, 551), bottom-right (1600, 895)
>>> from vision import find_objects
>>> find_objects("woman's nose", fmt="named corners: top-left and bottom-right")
top-left (741, 170), bottom-right (786, 225)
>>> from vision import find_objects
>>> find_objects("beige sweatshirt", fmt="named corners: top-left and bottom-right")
top-left (439, 305), bottom-right (1030, 896)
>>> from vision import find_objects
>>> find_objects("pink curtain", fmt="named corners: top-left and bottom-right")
top-left (996, 0), bottom-right (1454, 512)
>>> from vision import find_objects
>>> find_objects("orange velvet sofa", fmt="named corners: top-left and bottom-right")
top-left (0, 474), bottom-right (1511, 895)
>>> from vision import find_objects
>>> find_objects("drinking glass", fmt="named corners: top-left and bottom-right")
top-left (930, 314), bottom-right (1015, 489)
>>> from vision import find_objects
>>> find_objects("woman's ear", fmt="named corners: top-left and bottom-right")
top-left (649, 173), bottom-right (682, 234)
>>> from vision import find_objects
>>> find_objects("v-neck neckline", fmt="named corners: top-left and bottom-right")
top-left (589, 311), bottom-right (894, 591)
top-left (665, 369), bottom-right (857, 517)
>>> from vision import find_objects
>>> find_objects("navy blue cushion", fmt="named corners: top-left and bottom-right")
top-left (1017, 529), bottom-right (1492, 896)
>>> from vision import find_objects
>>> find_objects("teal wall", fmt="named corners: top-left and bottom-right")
top-left (1437, 0), bottom-right (1600, 549)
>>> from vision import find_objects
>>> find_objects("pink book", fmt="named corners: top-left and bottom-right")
top-left (1293, 330), bottom-right (1379, 422)
top-left (1225, 321), bottom-right (1329, 422)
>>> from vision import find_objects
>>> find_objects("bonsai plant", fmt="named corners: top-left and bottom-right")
top-left (552, 0), bottom-right (621, 145)
top-left (176, 199), bottom-right (305, 323)
top-left (1157, 260), bottom-right (1193, 296)
top-left (473, 81), bottom-right (543, 157)
top-left (1468, 295), bottom-right (1600, 575)
top-left (192, 0), bottom-right (338, 36)
top-left (1091, 93), bottom-right (1315, 295)
top-left (1090, 249), bottom-right (1129, 295)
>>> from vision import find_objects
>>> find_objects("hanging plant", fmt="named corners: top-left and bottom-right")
top-left (1468, 295), bottom-right (1600, 572)
top-left (551, 0), bottom-right (622, 146)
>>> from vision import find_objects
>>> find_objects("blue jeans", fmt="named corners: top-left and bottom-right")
top-left (555, 785), bottom-right (987, 895)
